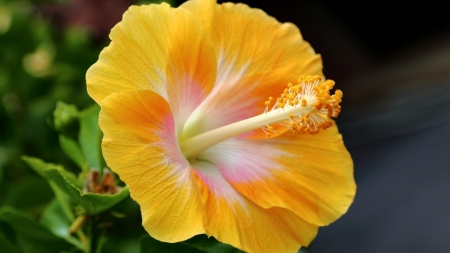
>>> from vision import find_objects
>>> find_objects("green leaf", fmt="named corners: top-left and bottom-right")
top-left (185, 235), bottom-right (244, 253)
top-left (40, 199), bottom-right (83, 249)
top-left (45, 168), bottom-right (129, 215)
top-left (0, 222), bottom-right (15, 247)
top-left (0, 206), bottom-right (72, 253)
top-left (102, 238), bottom-right (140, 253)
top-left (59, 135), bottom-right (85, 169)
top-left (4, 176), bottom-right (53, 214)
top-left (22, 156), bottom-right (128, 215)
top-left (22, 156), bottom-right (80, 188)
top-left (139, 235), bottom-right (206, 253)
top-left (22, 155), bottom-right (50, 179)
top-left (0, 206), bottom-right (62, 241)
top-left (0, 231), bottom-right (19, 253)
top-left (78, 105), bottom-right (103, 171)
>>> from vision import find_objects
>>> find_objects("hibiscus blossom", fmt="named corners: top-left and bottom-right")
top-left (86, 0), bottom-right (356, 252)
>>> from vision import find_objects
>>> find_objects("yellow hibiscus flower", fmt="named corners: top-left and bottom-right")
top-left (86, 0), bottom-right (356, 252)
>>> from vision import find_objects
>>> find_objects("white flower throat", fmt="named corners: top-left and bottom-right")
top-left (180, 75), bottom-right (342, 159)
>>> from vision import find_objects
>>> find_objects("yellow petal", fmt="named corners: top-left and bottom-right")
top-left (183, 1), bottom-right (322, 139)
top-left (191, 160), bottom-right (318, 253)
top-left (197, 124), bottom-right (356, 226)
top-left (87, 3), bottom-right (217, 131)
top-left (180, 0), bottom-right (216, 31)
top-left (99, 90), bottom-right (204, 242)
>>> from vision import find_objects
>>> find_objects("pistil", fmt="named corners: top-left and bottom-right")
top-left (180, 75), bottom-right (342, 159)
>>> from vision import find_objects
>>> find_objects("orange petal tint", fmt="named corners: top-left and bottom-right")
top-left (197, 124), bottom-right (355, 226)
top-left (182, 1), bottom-right (322, 139)
top-left (87, 3), bottom-right (217, 132)
top-left (180, 0), bottom-right (216, 31)
top-left (99, 90), bottom-right (204, 242)
top-left (191, 160), bottom-right (318, 253)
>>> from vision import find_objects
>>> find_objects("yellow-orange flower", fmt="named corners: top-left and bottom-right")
top-left (86, 0), bottom-right (356, 252)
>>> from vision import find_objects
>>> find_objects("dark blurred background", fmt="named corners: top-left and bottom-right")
top-left (244, 1), bottom-right (450, 253)
top-left (1, 0), bottom-right (449, 252)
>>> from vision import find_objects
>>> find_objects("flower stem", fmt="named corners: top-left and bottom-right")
top-left (49, 181), bottom-right (88, 250)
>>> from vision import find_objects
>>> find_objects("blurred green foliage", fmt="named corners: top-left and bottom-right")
top-left (0, 0), bottom-right (100, 199)
top-left (0, 0), bottom-right (177, 196)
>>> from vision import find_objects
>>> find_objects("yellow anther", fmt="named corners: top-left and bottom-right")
top-left (262, 75), bottom-right (343, 136)
top-left (314, 102), bottom-right (322, 110)
top-left (326, 79), bottom-right (335, 87)
top-left (301, 98), bottom-right (307, 107)
top-left (334, 90), bottom-right (343, 103)
top-left (322, 93), bottom-right (331, 100)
